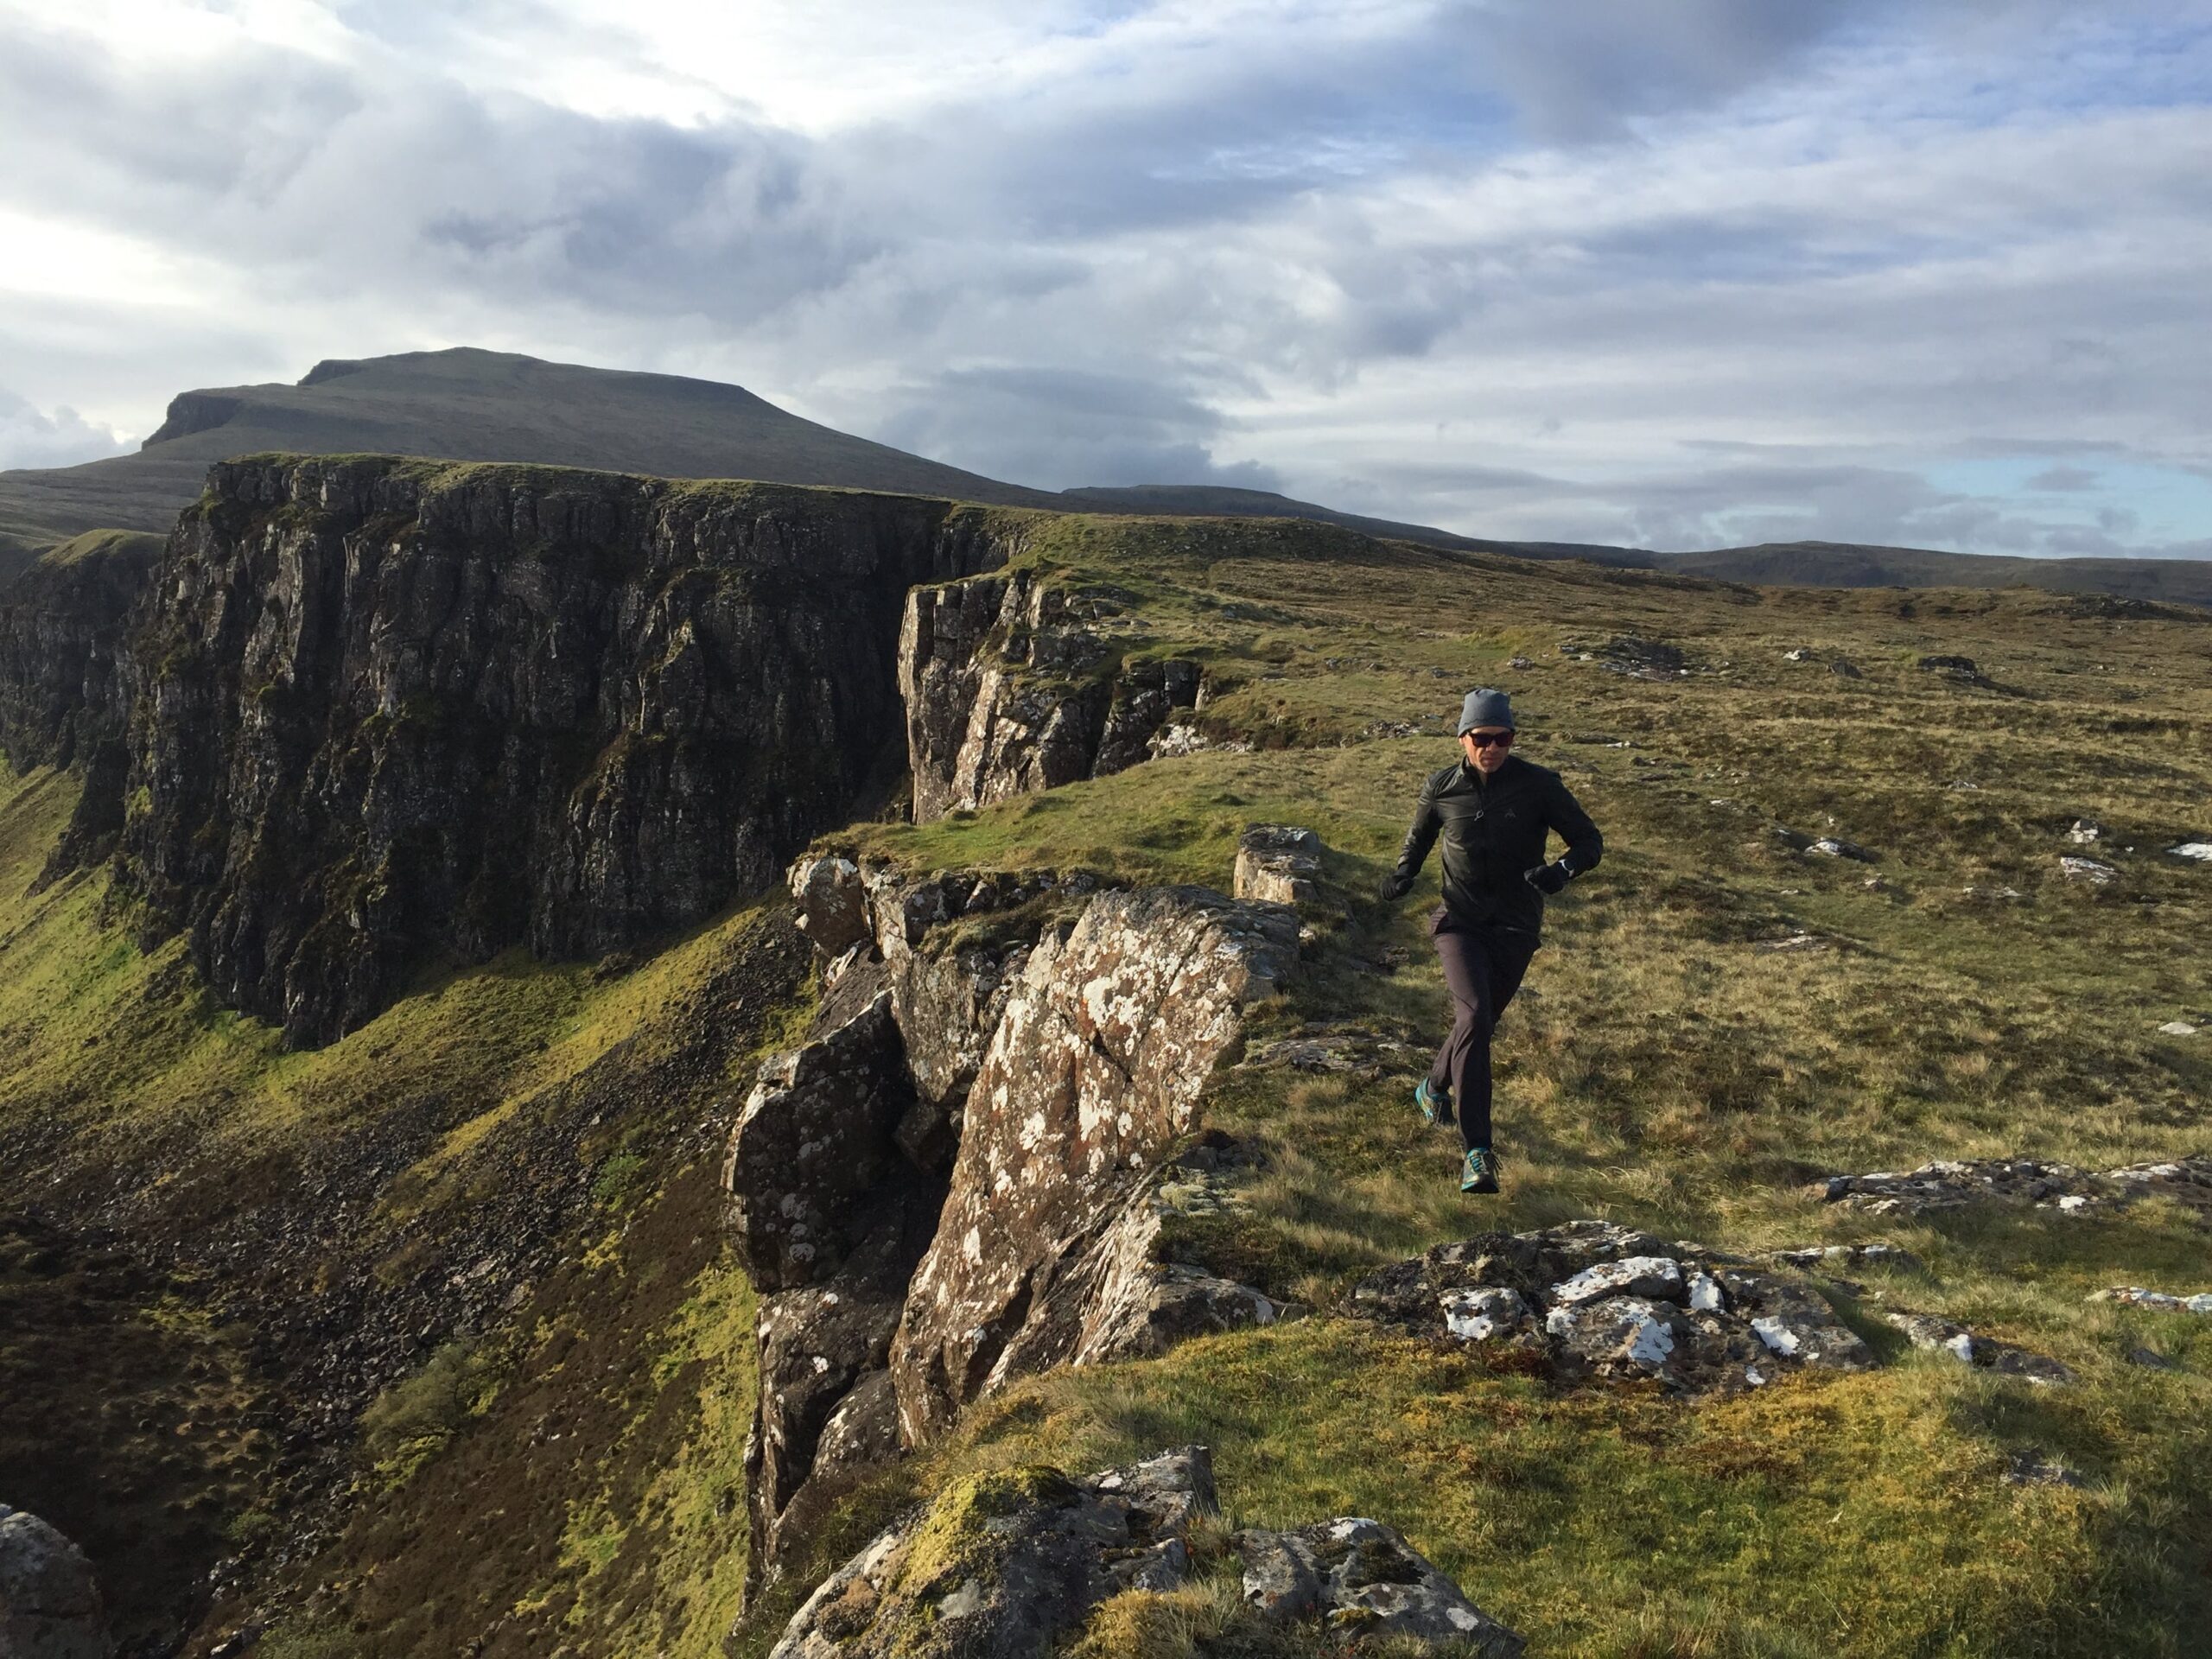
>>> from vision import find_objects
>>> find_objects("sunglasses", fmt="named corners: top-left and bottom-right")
top-left (1465, 730), bottom-right (1515, 749)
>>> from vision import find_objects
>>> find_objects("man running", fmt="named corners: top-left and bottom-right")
top-left (1381, 689), bottom-right (1603, 1194)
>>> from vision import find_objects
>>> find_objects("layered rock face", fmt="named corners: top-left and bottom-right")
top-left (728, 856), bottom-right (1296, 1584)
top-left (0, 532), bottom-right (159, 874)
top-left (0, 535), bottom-right (155, 775)
top-left (115, 458), bottom-right (1015, 1046)
top-left (899, 571), bottom-right (1205, 822)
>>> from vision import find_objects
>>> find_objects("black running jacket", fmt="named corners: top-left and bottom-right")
top-left (1393, 754), bottom-right (1603, 933)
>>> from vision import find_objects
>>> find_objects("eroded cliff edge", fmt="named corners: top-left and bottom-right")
top-left (111, 458), bottom-right (1024, 1045)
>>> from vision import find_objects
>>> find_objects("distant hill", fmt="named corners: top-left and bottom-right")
top-left (3, 346), bottom-right (2207, 607)
top-left (1656, 539), bottom-right (2212, 610)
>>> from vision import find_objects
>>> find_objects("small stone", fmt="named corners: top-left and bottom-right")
top-left (2124, 1346), bottom-right (2180, 1371)
top-left (2167, 842), bottom-right (2212, 861)
top-left (1807, 836), bottom-right (1875, 862)
top-left (2158, 1021), bottom-right (2199, 1036)
top-left (2003, 1448), bottom-right (2085, 1488)
top-left (2059, 856), bottom-right (2116, 884)
top-left (2066, 819), bottom-right (2103, 845)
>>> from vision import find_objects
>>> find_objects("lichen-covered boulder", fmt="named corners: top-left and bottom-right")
top-left (1233, 825), bottom-right (1325, 907)
top-left (0, 1506), bottom-right (112, 1659)
top-left (769, 1447), bottom-right (1217, 1659)
top-left (1351, 1220), bottom-right (1875, 1393)
top-left (1236, 1516), bottom-right (1522, 1655)
top-left (890, 887), bottom-right (1298, 1441)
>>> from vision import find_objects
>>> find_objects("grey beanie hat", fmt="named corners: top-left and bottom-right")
top-left (1457, 687), bottom-right (1516, 735)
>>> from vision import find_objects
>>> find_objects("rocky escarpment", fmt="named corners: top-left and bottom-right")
top-left (116, 457), bottom-right (1023, 1046)
top-left (899, 571), bottom-right (1216, 822)
top-left (728, 855), bottom-right (1298, 1586)
top-left (0, 531), bottom-right (161, 874)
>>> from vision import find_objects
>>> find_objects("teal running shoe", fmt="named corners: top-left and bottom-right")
top-left (1460, 1147), bottom-right (1502, 1195)
top-left (1414, 1077), bottom-right (1453, 1128)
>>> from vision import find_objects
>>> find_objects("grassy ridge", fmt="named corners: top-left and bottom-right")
top-left (776, 517), bottom-right (2212, 1655)
top-left (3, 501), bottom-right (2209, 1656)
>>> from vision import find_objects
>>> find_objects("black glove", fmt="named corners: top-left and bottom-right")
top-left (1378, 871), bottom-right (1413, 901)
top-left (1524, 861), bottom-right (1570, 896)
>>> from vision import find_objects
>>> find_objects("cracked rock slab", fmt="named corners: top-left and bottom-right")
top-left (889, 887), bottom-right (1299, 1442)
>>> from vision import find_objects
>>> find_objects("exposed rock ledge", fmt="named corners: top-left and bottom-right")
top-left (899, 569), bottom-right (1216, 822)
top-left (727, 855), bottom-right (1298, 1584)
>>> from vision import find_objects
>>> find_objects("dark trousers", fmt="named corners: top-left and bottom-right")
top-left (1427, 912), bottom-right (1539, 1152)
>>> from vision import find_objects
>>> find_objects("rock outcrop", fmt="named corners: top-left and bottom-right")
top-left (1232, 824), bottom-right (1324, 906)
top-left (1882, 1312), bottom-right (2076, 1385)
top-left (113, 457), bottom-right (1019, 1046)
top-left (0, 1506), bottom-right (113, 1659)
top-left (887, 886), bottom-right (1298, 1441)
top-left (898, 571), bottom-right (1206, 822)
top-left (1808, 1154), bottom-right (2212, 1221)
top-left (1352, 1221), bottom-right (1876, 1394)
top-left (1238, 1516), bottom-right (1523, 1655)
top-left (768, 1447), bottom-right (1217, 1659)
top-left (769, 1447), bottom-right (1524, 1659)
top-left (730, 862), bottom-right (1297, 1583)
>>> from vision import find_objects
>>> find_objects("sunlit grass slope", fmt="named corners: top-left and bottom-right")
top-left (772, 517), bottom-right (2212, 1656)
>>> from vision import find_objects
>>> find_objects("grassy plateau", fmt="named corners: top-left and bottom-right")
top-left (2, 500), bottom-right (2208, 1657)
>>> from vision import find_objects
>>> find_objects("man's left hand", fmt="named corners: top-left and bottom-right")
top-left (1524, 862), bottom-right (1569, 896)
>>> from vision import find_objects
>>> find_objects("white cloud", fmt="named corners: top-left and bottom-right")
top-left (0, 391), bottom-right (133, 470)
top-left (0, 0), bottom-right (2207, 551)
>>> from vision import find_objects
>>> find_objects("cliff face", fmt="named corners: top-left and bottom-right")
top-left (899, 571), bottom-right (1206, 822)
top-left (729, 854), bottom-right (1298, 1586)
top-left (115, 458), bottom-right (1020, 1046)
top-left (0, 531), bottom-right (162, 879)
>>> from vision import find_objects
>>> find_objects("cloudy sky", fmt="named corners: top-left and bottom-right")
top-left (3, 1), bottom-right (2209, 556)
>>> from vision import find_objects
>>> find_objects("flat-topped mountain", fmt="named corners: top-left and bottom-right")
top-left (0, 348), bottom-right (1480, 576)
top-left (7, 346), bottom-right (2207, 607)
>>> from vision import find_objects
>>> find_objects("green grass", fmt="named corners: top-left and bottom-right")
top-left (748, 518), bottom-right (2212, 1657)
top-left (6, 498), bottom-right (2211, 1657)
